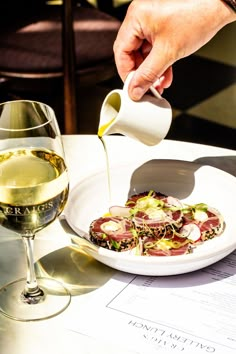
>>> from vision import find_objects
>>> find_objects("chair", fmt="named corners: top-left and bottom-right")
top-left (0, 1), bottom-right (121, 133)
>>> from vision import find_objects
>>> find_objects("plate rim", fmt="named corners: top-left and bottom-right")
top-left (65, 159), bottom-right (236, 274)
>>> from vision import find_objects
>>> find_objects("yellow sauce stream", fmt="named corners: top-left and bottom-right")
top-left (98, 135), bottom-right (112, 206)
top-left (98, 118), bottom-right (115, 138)
top-left (98, 117), bottom-right (117, 204)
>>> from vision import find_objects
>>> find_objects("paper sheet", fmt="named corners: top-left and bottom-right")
top-left (66, 250), bottom-right (236, 354)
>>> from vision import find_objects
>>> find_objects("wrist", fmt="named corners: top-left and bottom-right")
top-left (222, 0), bottom-right (236, 12)
top-left (220, 0), bottom-right (236, 24)
top-left (205, 0), bottom-right (236, 31)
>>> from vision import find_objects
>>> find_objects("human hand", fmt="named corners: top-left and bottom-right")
top-left (113, 0), bottom-right (235, 100)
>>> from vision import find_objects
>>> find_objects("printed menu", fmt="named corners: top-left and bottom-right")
top-left (66, 250), bottom-right (236, 354)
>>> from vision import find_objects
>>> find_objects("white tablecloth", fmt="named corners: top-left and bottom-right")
top-left (0, 135), bottom-right (235, 354)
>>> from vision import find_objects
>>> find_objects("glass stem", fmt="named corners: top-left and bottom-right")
top-left (21, 235), bottom-right (45, 304)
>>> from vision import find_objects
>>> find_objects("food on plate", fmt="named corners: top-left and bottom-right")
top-left (126, 190), bottom-right (184, 238)
top-left (89, 216), bottom-right (136, 251)
top-left (89, 190), bottom-right (225, 256)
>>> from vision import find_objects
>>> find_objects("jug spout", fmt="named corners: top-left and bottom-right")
top-left (98, 104), bottom-right (118, 137)
top-left (98, 90), bottom-right (122, 137)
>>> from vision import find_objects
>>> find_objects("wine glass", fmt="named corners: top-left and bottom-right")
top-left (0, 100), bottom-right (71, 321)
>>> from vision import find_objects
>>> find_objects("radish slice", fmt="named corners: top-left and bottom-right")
top-left (180, 224), bottom-right (201, 242)
top-left (166, 196), bottom-right (183, 208)
top-left (101, 220), bottom-right (121, 234)
top-left (145, 207), bottom-right (166, 220)
top-left (194, 210), bottom-right (208, 222)
top-left (109, 206), bottom-right (131, 217)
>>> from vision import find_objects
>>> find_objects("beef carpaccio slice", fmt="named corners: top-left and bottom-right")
top-left (89, 216), bottom-right (135, 251)
top-left (88, 191), bottom-right (225, 256)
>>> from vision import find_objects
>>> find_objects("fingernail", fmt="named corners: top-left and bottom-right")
top-left (130, 86), bottom-right (145, 101)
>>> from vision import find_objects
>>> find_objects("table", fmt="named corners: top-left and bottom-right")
top-left (0, 135), bottom-right (235, 354)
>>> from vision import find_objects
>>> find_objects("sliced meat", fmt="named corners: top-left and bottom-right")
top-left (126, 190), bottom-right (167, 207)
top-left (88, 190), bottom-right (225, 257)
top-left (126, 191), bottom-right (183, 237)
top-left (89, 216), bottom-right (136, 251)
top-left (183, 207), bottom-right (224, 241)
top-left (143, 236), bottom-right (191, 256)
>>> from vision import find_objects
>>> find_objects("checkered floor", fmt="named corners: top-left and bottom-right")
top-left (164, 21), bottom-right (236, 150)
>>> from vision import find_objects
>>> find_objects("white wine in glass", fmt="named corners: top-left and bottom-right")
top-left (0, 100), bottom-right (71, 321)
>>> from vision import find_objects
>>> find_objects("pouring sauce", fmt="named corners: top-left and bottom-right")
top-left (98, 135), bottom-right (112, 205)
top-left (98, 113), bottom-right (118, 205)
top-left (97, 118), bottom-right (115, 138)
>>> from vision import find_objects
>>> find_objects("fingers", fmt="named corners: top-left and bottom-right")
top-left (153, 66), bottom-right (173, 95)
top-left (113, 1), bottom-right (176, 100)
top-left (127, 44), bottom-right (174, 100)
top-left (113, 49), bottom-right (143, 83)
top-left (114, 35), bottom-right (174, 100)
top-left (113, 12), bottom-right (144, 82)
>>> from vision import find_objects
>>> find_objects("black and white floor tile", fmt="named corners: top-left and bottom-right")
top-left (164, 22), bottom-right (236, 150)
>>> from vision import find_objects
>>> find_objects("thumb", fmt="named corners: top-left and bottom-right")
top-left (128, 45), bottom-right (173, 101)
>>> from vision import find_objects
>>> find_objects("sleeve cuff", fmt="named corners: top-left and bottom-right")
top-left (222, 0), bottom-right (236, 12)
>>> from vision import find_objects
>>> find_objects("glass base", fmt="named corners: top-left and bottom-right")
top-left (0, 277), bottom-right (71, 321)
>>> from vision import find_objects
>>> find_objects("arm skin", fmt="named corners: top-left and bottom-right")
top-left (113, 0), bottom-right (236, 100)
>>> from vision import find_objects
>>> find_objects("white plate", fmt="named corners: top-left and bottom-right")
top-left (65, 159), bottom-right (236, 276)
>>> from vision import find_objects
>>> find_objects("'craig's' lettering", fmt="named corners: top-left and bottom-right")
top-left (1, 201), bottom-right (54, 215)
